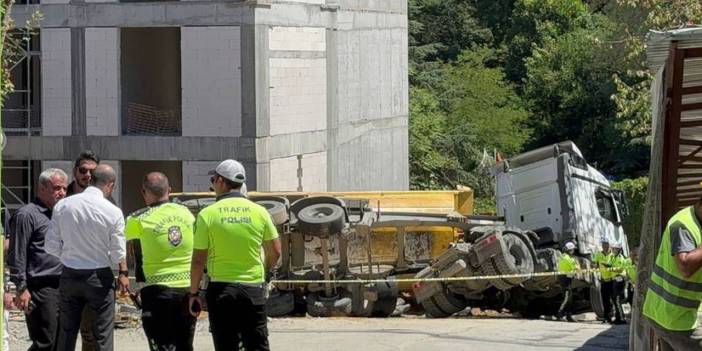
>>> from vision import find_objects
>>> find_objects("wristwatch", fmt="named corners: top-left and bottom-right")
top-left (188, 291), bottom-right (199, 297)
top-left (118, 270), bottom-right (129, 278)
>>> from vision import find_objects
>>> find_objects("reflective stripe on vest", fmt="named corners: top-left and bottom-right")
top-left (643, 206), bottom-right (702, 331)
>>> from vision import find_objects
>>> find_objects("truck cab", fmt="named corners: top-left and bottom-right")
top-left (495, 141), bottom-right (629, 256)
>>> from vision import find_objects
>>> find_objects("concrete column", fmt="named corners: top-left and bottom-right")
top-left (85, 28), bottom-right (120, 136)
top-left (182, 161), bottom-right (219, 192)
top-left (181, 26), bottom-right (242, 137)
top-left (41, 28), bottom-right (72, 136)
top-left (70, 28), bottom-right (86, 136)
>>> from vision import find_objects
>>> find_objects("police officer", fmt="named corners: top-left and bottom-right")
top-left (643, 201), bottom-right (702, 350)
top-left (610, 243), bottom-right (626, 325)
top-left (188, 159), bottom-right (282, 351)
top-left (557, 241), bottom-right (580, 322)
top-left (125, 172), bottom-right (196, 350)
top-left (594, 238), bottom-right (614, 323)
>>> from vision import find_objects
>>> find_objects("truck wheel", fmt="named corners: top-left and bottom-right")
top-left (491, 233), bottom-right (535, 286)
top-left (420, 285), bottom-right (467, 318)
top-left (306, 293), bottom-right (352, 317)
top-left (350, 280), bottom-right (400, 317)
top-left (422, 298), bottom-right (452, 318)
top-left (256, 200), bottom-right (289, 225)
top-left (431, 290), bottom-right (467, 316)
top-left (297, 204), bottom-right (345, 237)
top-left (370, 280), bottom-right (400, 318)
top-left (266, 290), bottom-right (295, 317)
top-left (482, 259), bottom-right (514, 291)
top-left (589, 278), bottom-right (605, 319)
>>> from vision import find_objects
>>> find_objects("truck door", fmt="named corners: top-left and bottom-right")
top-left (594, 188), bottom-right (626, 249)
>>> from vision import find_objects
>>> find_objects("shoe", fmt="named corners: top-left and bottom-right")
top-left (566, 315), bottom-right (576, 322)
top-left (612, 320), bottom-right (626, 325)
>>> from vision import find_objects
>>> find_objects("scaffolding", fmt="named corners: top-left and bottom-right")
top-left (2, 32), bottom-right (40, 216)
top-left (3, 31), bottom-right (41, 136)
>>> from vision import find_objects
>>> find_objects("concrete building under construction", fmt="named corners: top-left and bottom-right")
top-left (1, 0), bottom-right (409, 214)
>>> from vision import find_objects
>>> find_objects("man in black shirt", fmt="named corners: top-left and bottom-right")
top-left (67, 150), bottom-right (99, 197)
top-left (7, 168), bottom-right (68, 350)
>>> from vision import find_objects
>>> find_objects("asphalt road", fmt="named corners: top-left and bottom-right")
top-left (8, 313), bottom-right (628, 351)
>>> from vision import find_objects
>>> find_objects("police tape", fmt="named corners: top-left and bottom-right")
top-left (269, 267), bottom-right (626, 285)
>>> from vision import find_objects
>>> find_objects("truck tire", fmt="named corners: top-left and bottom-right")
top-left (422, 298), bottom-right (451, 318)
top-left (482, 258), bottom-right (514, 291)
top-left (306, 293), bottom-right (352, 317)
top-left (491, 233), bottom-right (535, 285)
top-left (256, 200), bottom-right (289, 225)
top-left (481, 232), bottom-right (535, 290)
top-left (370, 280), bottom-right (400, 318)
top-left (421, 291), bottom-right (466, 318)
top-left (266, 290), bottom-right (295, 317)
top-left (590, 278), bottom-right (605, 319)
top-left (297, 204), bottom-right (345, 237)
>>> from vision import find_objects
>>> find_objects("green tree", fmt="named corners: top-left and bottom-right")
top-left (504, 0), bottom-right (590, 84)
top-left (409, 87), bottom-right (470, 190)
top-left (442, 48), bottom-right (530, 162)
top-left (523, 15), bottom-right (649, 177)
top-left (611, 177), bottom-right (648, 248)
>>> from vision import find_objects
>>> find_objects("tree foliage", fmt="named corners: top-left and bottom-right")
top-left (611, 177), bottom-right (649, 248)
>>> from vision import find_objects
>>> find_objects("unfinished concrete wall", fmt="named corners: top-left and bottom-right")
top-left (256, 1), bottom-right (409, 191)
top-left (182, 160), bottom-right (254, 192)
top-left (41, 161), bottom-right (73, 182)
top-left (268, 151), bottom-right (327, 192)
top-left (121, 161), bottom-right (182, 214)
top-left (41, 28), bottom-right (72, 136)
top-left (263, 26), bottom-right (328, 191)
top-left (182, 161), bottom-right (219, 192)
top-left (181, 26), bottom-right (242, 137)
top-left (86, 28), bottom-right (120, 136)
top-left (330, 21), bottom-right (409, 190)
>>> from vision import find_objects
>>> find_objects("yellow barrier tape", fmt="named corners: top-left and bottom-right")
top-left (270, 268), bottom-right (620, 285)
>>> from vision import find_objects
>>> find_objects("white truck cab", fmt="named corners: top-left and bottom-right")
top-left (495, 141), bottom-right (629, 256)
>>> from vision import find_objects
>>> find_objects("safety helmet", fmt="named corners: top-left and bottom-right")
top-left (564, 242), bottom-right (576, 251)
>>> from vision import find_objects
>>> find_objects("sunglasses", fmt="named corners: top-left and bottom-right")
top-left (78, 167), bottom-right (92, 175)
top-left (210, 175), bottom-right (218, 184)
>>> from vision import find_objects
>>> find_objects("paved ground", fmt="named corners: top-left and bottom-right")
top-left (7, 313), bottom-right (628, 350)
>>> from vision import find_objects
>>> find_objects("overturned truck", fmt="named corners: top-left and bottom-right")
top-left (171, 141), bottom-right (630, 319)
top-left (414, 141), bottom-right (630, 318)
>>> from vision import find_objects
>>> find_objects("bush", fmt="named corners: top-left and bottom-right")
top-left (611, 177), bottom-right (648, 248)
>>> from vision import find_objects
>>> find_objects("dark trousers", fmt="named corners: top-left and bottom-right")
top-left (612, 278), bottom-right (626, 322)
top-left (601, 280), bottom-right (614, 322)
top-left (56, 267), bottom-right (115, 351)
top-left (557, 277), bottom-right (574, 318)
top-left (206, 282), bottom-right (269, 351)
top-left (26, 276), bottom-right (61, 351)
top-left (80, 306), bottom-right (97, 351)
top-left (140, 285), bottom-right (196, 351)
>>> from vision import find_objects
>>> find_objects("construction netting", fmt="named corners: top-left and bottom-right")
top-left (123, 102), bottom-right (181, 136)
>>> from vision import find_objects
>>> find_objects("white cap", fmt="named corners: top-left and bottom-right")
top-left (600, 237), bottom-right (609, 244)
top-left (564, 242), bottom-right (576, 251)
top-left (611, 242), bottom-right (622, 249)
top-left (209, 159), bottom-right (246, 184)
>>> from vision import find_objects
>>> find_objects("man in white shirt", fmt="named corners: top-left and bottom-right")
top-left (46, 164), bottom-right (129, 351)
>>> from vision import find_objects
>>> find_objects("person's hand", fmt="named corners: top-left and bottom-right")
top-left (3, 292), bottom-right (15, 310)
top-left (188, 294), bottom-right (202, 318)
top-left (15, 289), bottom-right (31, 311)
top-left (117, 275), bottom-right (130, 294)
